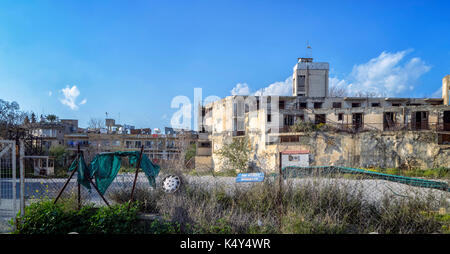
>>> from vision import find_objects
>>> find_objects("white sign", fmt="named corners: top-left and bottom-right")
top-left (281, 151), bottom-right (309, 168)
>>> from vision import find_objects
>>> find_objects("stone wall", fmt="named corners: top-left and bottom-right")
top-left (260, 131), bottom-right (450, 171)
top-left (209, 131), bottom-right (450, 172)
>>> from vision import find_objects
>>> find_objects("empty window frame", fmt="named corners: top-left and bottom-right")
top-left (315, 114), bottom-right (326, 124)
top-left (332, 102), bottom-right (342, 108)
top-left (371, 103), bottom-right (381, 107)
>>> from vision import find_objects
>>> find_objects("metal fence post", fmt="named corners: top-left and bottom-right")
top-left (12, 141), bottom-right (16, 218)
top-left (20, 140), bottom-right (25, 217)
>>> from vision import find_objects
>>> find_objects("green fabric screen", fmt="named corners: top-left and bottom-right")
top-left (69, 151), bottom-right (160, 195)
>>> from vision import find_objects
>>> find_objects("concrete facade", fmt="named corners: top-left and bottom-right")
top-left (444, 75), bottom-right (450, 106)
top-left (292, 58), bottom-right (329, 97)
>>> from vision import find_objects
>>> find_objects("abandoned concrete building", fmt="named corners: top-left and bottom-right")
top-left (196, 58), bottom-right (450, 172)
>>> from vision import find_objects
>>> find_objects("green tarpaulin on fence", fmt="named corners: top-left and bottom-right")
top-left (68, 153), bottom-right (91, 191)
top-left (69, 151), bottom-right (160, 195)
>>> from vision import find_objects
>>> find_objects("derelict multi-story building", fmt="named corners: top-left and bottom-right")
top-left (196, 58), bottom-right (450, 172)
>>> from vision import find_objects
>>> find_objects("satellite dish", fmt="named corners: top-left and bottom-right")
top-left (161, 175), bottom-right (181, 193)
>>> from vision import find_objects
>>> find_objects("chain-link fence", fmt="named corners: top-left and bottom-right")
top-left (12, 162), bottom-right (450, 234)
top-left (280, 166), bottom-right (450, 209)
top-left (22, 170), bottom-right (160, 209)
top-left (0, 140), bottom-right (17, 233)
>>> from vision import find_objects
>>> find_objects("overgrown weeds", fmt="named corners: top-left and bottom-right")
top-left (16, 175), bottom-right (449, 234)
top-left (108, 178), bottom-right (449, 234)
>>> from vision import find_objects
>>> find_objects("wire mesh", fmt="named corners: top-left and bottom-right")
top-left (21, 168), bottom-right (159, 211)
top-left (281, 166), bottom-right (450, 209)
top-left (0, 141), bottom-right (17, 233)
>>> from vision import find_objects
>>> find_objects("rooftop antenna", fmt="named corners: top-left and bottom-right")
top-left (306, 41), bottom-right (312, 59)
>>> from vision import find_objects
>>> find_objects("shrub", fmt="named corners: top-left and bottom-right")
top-left (215, 135), bottom-right (252, 173)
top-left (13, 200), bottom-right (141, 234)
top-left (108, 186), bottom-right (161, 213)
top-left (87, 203), bottom-right (140, 234)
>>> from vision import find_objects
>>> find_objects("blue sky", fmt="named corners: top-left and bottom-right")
top-left (0, 0), bottom-right (449, 129)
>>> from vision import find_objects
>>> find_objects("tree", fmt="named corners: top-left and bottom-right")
top-left (30, 112), bottom-right (37, 123)
top-left (46, 114), bottom-right (58, 123)
top-left (88, 118), bottom-right (105, 130)
top-left (353, 91), bottom-right (379, 98)
top-left (49, 145), bottom-right (67, 168)
top-left (0, 99), bottom-right (26, 137)
top-left (215, 135), bottom-right (252, 173)
top-left (23, 115), bottom-right (30, 125)
top-left (329, 86), bottom-right (348, 97)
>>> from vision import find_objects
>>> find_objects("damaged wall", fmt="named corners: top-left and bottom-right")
top-left (259, 131), bottom-right (450, 171)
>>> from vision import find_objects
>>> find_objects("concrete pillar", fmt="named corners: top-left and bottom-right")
top-left (443, 75), bottom-right (450, 105)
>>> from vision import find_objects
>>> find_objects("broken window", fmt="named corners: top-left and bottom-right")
top-left (332, 102), bottom-right (342, 108)
top-left (299, 102), bottom-right (307, 109)
top-left (444, 111), bottom-right (450, 131)
top-left (392, 103), bottom-right (401, 107)
top-left (279, 100), bottom-right (285, 110)
top-left (383, 112), bottom-right (396, 131)
top-left (267, 114), bottom-right (272, 122)
top-left (315, 114), bottom-right (326, 124)
top-left (280, 135), bottom-right (300, 143)
top-left (411, 111), bottom-right (429, 130)
top-left (371, 103), bottom-right (381, 107)
top-left (314, 102), bottom-right (323, 109)
top-left (199, 141), bottom-right (211, 148)
top-left (297, 75), bottom-right (306, 95)
top-left (352, 103), bottom-right (361, 108)
top-left (352, 113), bottom-right (363, 131)
top-left (284, 115), bottom-right (295, 126)
top-left (338, 113), bottom-right (343, 121)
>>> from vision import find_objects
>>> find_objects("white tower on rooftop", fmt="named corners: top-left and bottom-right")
top-left (292, 55), bottom-right (329, 97)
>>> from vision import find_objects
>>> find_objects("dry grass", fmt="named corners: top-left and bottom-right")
top-left (108, 176), bottom-right (449, 234)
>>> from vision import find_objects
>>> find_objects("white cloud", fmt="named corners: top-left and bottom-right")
top-left (231, 50), bottom-right (431, 98)
top-left (330, 50), bottom-right (431, 97)
top-left (231, 83), bottom-right (250, 95)
top-left (230, 77), bottom-right (293, 96)
top-left (59, 85), bottom-right (87, 110)
top-left (254, 77), bottom-right (292, 96)
top-left (48, 91), bottom-right (52, 96)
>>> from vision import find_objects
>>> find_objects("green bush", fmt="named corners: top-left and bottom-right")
top-left (143, 219), bottom-right (181, 234)
top-left (13, 200), bottom-right (140, 234)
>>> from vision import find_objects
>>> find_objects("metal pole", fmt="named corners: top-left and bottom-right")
top-left (77, 145), bottom-right (81, 210)
top-left (54, 150), bottom-right (80, 205)
top-left (278, 152), bottom-right (283, 230)
top-left (12, 141), bottom-right (17, 222)
top-left (87, 177), bottom-right (110, 207)
top-left (20, 140), bottom-right (25, 217)
top-left (53, 167), bottom-right (77, 204)
top-left (129, 145), bottom-right (144, 208)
